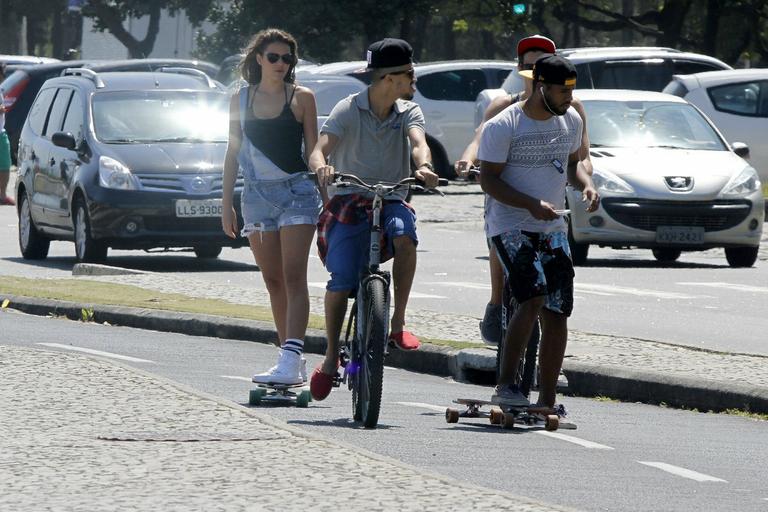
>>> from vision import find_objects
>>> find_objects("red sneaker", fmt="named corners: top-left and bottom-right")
top-left (389, 330), bottom-right (420, 350)
top-left (0, 196), bottom-right (15, 206)
top-left (309, 364), bottom-right (338, 401)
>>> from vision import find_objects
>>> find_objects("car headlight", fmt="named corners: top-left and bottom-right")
top-left (592, 169), bottom-right (634, 194)
top-left (721, 166), bottom-right (760, 196)
top-left (99, 156), bottom-right (139, 190)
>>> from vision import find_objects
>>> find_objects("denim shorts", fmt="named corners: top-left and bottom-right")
top-left (240, 173), bottom-right (322, 235)
top-left (491, 230), bottom-right (575, 317)
top-left (325, 201), bottom-right (418, 291)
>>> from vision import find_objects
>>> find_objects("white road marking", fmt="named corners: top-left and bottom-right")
top-left (677, 282), bottom-right (768, 294)
top-left (535, 431), bottom-right (615, 450)
top-left (408, 291), bottom-right (448, 299)
top-left (394, 401), bottom-right (448, 413)
top-left (423, 281), bottom-right (491, 291)
top-left (221, 375), bottom-right (252, 382)
top-left (575, 283), bottom-right (706, 300)
top-left (638, 461), bottom-right (727, 482)
top-left (37, 343), bottom-right (155, 364)
top-left (575, 289), bottom-right (615, 296)
top-left (308, 282), bottom-right (446, 299)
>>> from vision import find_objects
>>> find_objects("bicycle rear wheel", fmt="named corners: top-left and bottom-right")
top-left (352, 276), bottom-right (388, 428)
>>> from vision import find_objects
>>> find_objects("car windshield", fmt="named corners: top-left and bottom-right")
top-left (581, 100), bottom-right (727, 151)
top-left (92, 90), bottom-right (228, 143)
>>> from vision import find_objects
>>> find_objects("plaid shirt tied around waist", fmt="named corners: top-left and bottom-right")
top-left (316, 194), bottom-right (415, 265)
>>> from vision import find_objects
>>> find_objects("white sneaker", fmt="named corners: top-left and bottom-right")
top-left (252, 349), bottom-right (302, 385)
top-left (300, 358), bottom-right (307, 383)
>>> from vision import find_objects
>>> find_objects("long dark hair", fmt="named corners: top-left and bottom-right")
top-left (240, 28), bottom-right (298, 85)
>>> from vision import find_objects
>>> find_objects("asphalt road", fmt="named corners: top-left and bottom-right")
top-left (2, 186), bottom-right (767, 355)
top-left (3, 312), bottom-right (767, 512)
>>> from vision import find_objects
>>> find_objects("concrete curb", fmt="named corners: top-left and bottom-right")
top-left (4, 293), bottom-right (768, 414)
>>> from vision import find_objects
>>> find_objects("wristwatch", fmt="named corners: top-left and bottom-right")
top-left (418, 161), bottom-right (434, 171)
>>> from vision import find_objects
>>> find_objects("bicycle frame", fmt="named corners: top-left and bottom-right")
top-left (332, 173), bottom-right (444, 428)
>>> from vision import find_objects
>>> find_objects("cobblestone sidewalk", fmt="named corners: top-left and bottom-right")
top-left (0, 344), bottom-right (574, 512)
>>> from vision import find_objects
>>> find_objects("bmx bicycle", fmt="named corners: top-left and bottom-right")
top-left (330, 173), bottom-right (446, 428)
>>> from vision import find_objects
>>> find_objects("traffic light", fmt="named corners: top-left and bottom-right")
top-left (512, 3), bottom-right (526, 15)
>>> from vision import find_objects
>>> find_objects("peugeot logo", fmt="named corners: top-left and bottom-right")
top-left (665, 176), bottom-right (693, 191)
top-left (191, 176), bottom-right (207, 192)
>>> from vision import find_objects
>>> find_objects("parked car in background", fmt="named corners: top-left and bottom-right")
top-left (476, 47), bottom-right (732, 127)
top-left (567, 89), bottom-right (764, 268)
top-left (15, 68), bottom-right (246, 263)
top-left (1, 58), bottom-right (219, 164)
top-left (306, 59), bottom-right (517, 178)
top-left (663, 69), bottom-right (768, 205)
top-left (1, 55), bottom-right (60, 66)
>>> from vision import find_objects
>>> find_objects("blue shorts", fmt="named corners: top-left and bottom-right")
top-left (491, 230), bottom-right (575, 317)
top-left (325, 201), bottom-right (418, 291)
top-left (240, 173), bottom-right (321, 234)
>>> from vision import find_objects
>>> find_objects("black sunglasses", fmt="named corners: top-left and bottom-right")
top-left (265, 52), bottom-right (296, 65)
top-left (389, 69), bottom-right (415, 79)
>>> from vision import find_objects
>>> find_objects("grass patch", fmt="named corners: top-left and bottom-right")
top-left (723, 408), bottom-right (768, 421)
top-left (0, 275), bottom-right (322, 328)
top-left (0, 276), bottom-right (478, 350)
top-left (593, 395), bottom-right (619, 403)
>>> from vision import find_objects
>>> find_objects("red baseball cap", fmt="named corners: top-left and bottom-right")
top-left (516, 35), bottom-right (556, 58)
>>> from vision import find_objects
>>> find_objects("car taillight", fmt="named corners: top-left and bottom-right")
top-left (2, 76), bottom-right (30, 112)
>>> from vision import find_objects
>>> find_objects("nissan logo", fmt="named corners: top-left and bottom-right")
top-left (665, 176), bottom-right (693, 191)
top-left (191, 176), bottom-right (207, 192)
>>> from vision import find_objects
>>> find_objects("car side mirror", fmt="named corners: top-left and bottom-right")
top-left (731, 142), bottom-right (750, 159)
top-left (52, 131), bottom-right (77, 151)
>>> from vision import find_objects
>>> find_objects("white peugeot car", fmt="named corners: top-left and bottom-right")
top-left (303, 60), bottom-right (517, 178)
top-left (567, 89), bottom-right (764, 267)
top-left (663, 69), bottom-right (768, 204)
top-left (476, 47), bottom-right (732, 127)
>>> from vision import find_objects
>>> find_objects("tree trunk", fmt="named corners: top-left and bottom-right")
top-left (655, 0), bottom-right (693, 47)
top-left (88, 0), bottom-right (162, 58)
top-left (622, 0), bottom-right (634, 46)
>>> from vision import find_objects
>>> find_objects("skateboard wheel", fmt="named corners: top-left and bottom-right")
top-left (249, 388), bottom-right (266, 405)
top-left (489, 408), bottom-right (504, 425)
top-left (296, 390), bottom-right (311, 408)
top-left (445, 408), bottom-right (460, 423)
top-left (545, 414), bottom-right (559, 431)
top-left (501, 413), bottom-right (515, 430)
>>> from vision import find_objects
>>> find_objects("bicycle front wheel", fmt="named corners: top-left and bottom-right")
top-left (352, 276), bottom-right (388, 428)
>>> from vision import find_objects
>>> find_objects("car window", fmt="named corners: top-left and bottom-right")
top-left (488, 68), bottom-right (514, 89)
top-left (92, 90), bottom-right (229, 143)
top-left (582, 100), bottom-right (726, 151)
top-left (27, 87), bottom-right (56, 135)
top-left (707, 80), bottom-right (768, 117)
top-left (586, 60), bottom-right (671, 91)
top-left (417, 69), bottom-right (487, 102)
top-left (44, 88), bottom-right (73, 137)
top-left (61, 92), bottom-right (84, 142)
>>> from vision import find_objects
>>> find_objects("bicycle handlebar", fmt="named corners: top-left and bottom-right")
top-left (331, 173), bottom-right (448, 196)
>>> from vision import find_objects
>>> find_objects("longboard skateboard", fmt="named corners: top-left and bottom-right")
top-left (249, 382), bottom-right (312, 408)
top-left (445, 398), bottom-right (575, 431)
